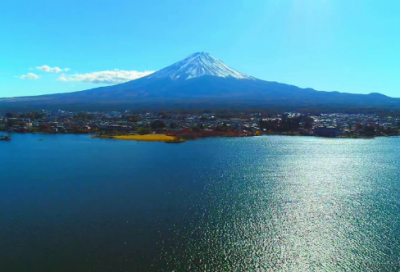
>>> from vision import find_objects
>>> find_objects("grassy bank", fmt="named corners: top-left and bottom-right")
top-left (99, 134), bottom-right (178, 142)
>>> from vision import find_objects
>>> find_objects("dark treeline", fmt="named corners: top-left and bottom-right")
top-left (259, 115), bottom-right (314, 132)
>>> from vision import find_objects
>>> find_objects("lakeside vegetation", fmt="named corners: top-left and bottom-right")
top-left (95, 134), bottom-right (179, 142)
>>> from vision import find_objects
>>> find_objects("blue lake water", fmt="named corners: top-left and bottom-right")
top-left (1, 134), bottom-right (400, 271)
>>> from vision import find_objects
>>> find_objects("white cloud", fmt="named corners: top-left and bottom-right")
top-left (59, 69), bottom-right (154, 84)
top-left (19, 73), bottom-right (39, 80)
top-left (36, 65), bottom-right (69, 73)
top-left (58, 74), bottom-right (68, 82)
top-left (64, 68), bottom-right (71, 72)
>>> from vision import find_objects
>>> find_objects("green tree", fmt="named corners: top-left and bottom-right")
top-left (7, 119), bottom-right (19, 127)
top-left (355, 123), bottom-right (363, 131)
top-left (159, 111), bottom-right (170, 119)
top-left (151, 120), bottom-right (166, 129)
top-left (5, 112), bottom-right (18, 118)
top-left (137, 127), bottom-right (151, 135)
top-left (364, 126), bottom-right (375, 137)
top-left (192, 126), bottom-right (201, 132)
top-left (304, 117), bottom-right (314, 130)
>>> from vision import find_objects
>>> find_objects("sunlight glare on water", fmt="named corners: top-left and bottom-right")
top-left (162, 137), bottom-right (400, 271)
top-left (1, 135), bottom-right (400, 272)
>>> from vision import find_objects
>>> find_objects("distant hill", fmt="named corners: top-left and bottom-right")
top-left (1, 52), bottom-right (400, 111)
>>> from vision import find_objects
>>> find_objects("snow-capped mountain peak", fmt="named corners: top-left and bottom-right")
top-left (148, 52), bottom-right (254, 80)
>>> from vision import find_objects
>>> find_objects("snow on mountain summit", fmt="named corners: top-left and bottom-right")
top-left (148, 52), bottom-right (254, 80)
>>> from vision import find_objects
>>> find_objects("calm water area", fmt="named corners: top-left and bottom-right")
top-left (1, 134), bottom-right (400, 271)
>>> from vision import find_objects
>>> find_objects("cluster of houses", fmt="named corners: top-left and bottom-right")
top-left (0, 110), bottom-right (399, 138)
top-left (312, 113), bottom-right (400, 137)
top-left (0, 110), bottom-right (260, 135)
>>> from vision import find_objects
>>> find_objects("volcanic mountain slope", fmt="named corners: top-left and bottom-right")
top-left (148, 51), bottom-right (254, 80)
top-left (1, 52), bottom-right (400, 110)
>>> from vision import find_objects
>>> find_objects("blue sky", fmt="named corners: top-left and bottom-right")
top-left (1, 0), bottom-right (399, 98)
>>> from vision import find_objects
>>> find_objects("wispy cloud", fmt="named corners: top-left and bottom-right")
top-left (19, 73), bottom-right (40, 80)
top-left (36, 65), bottom-right (69, 73)
top-left (58, 69), bottom-right (154, 84)
top-left (58, 74), bottom-right (68, 82)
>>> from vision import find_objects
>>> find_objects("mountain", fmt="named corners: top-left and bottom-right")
top-left (148, 52), bottom-right (254, 80)
top-left (1, 52), bottom-right (400, 111)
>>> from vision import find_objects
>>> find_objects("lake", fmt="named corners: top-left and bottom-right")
top-left (1, 134), bottom-right (400, 271)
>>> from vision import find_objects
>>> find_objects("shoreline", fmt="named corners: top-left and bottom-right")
top-left (4, 131), bottom-right (399, 142)
top-left (92, 134), bottom-right (181, 142)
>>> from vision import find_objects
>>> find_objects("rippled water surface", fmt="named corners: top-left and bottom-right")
top-left (1, 134), bottom-right (400, 271)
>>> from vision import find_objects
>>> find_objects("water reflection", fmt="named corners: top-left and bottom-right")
top-left (164, 137), bottom-right (400, 271)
